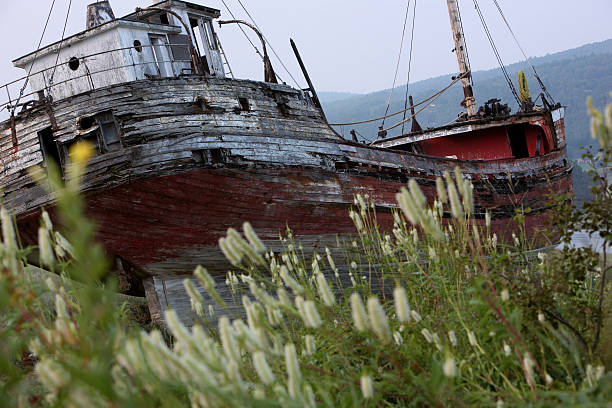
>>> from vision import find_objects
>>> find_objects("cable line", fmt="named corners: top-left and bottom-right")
top-left (401, 0), bottom-right (417, 134)
top-left (381, 0), bottom-right (412, 129)
top-left (234, 0), bottom-right (301, 88)
top-left (490, 0), bottom-right (555, 104)
top-left (329, 73), bottom-right (466, 127)
top-left (50, 0), bottom-right (73, 85)
top-left (472, 0), bottom-right (520, 105)
top-left (218, 0), bottom-right (286, 83)
top-left (12, 0), bottom-right (57, 113)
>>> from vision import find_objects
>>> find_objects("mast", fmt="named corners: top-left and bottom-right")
top-left (446, 0), bottom-right (476, 116)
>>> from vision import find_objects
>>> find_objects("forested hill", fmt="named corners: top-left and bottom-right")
top-left (320, 39), bottom-right (612, 159)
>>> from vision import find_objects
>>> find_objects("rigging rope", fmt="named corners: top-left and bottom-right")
top-left (401, 0), bottom-right (417, 134)
top-left (380, 75), bottom-right (465, 133)
top-left (329, 73), bottom-right (466, 127)
top-left (49, 0), bottom-right (72, 85)
top-left (490, 0), bottom-right (555, 104)
top-left (218, 0), bottom-right (285, 83)
top-left (12, 0), bottom-right (57, 113)
top-left (472, 0), bottom-right (520, 105)
top-left (234, 0), bottom-right (301, 88)
top-left (381, 0), bottom-right (412, 129)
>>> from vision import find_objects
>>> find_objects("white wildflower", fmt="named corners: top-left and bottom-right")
top-left (503, 342), bottom-right (512, 356)
top-left (443, 354), bottom-right (457, 378)
top-left (38, 227), bottom-right (55, 267)
top-left (360, 375), bottom-right (374, 399)
top-left (454, 167), bottom-right (465, 195)
top-left (421, 328), bottom-right (434, 343)
top-left (393, 331), bottom-right (403, 345)
top-left (538, 312), bottom-right (545, 323)
top-left (393, 286), bottom-right (411, 324)
top-left (410, 310), bottom-right (422, 322)
top-left (501, 288), bottom-right (509, 302)
top-left (447, 182), bottom-right (464, 219)
top-left (396, 187), bottom-right (419, 225)
top-left (485, 211), bottom-right (491, 228)
top-left (448, 330), bottom-right (457, 347)
top-left (545, 373), bottom-right (553, 385)
top-left (428, 246), bottom-right (438, 262)
top-left (219, 317), bottom-right (240, 362)
top-left (436, 177), bottom-right (448, 203)
top-left (409, 179), bottom-right (427, 208)
top-left (523, 352), bottom-right (535, 385)
top-left (304, 335), bottom-right (316, 356)
top-left (467, 330), bottom-right (478, 347)
top-left (350, 293), bottom-right (369, 331)
top-left (303, 300), bottom-right (322, 328)
top-left (1, 207), bottom-right (16, 250)
top-left (367, 296), bottom-right (391, 344)
top-left (284, 343), bottom-right (301, 382)
top-left (219, 236), bottom-right (242, 266)
top-left (253, 351), bottom-right (275, 385)
top-left (462, 179), bottom-right (474, 214)
top-left (242, 221), bottom-right (266, 253)
top-left (315, 273), bottom-right (335, 306)
top-left (280, 265), bottom-right (303, 294)
top-left (183, 279), bottom-right (203, 316)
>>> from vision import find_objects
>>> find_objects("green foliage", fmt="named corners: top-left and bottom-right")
top-left (0, 100), bottom-right (611, 407)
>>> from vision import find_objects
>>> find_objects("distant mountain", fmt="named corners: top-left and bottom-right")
top-left (321, 39), bottom-right (612, 159)
top-left (318, 91), bottom-right (363, 104)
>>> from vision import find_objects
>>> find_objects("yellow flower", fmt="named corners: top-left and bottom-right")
top-left (69, 141), bottom-right (94, 164)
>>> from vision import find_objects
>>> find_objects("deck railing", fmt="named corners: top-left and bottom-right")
top-left (0, 43), bottom-right (194, 122)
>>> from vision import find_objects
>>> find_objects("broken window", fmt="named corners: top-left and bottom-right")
top-left (38, 127), bottom-right (62, 169)
top-left (148, 35), bottom-right (172, 77)
top-left (73, 111), bottom-right (121, 154)
top-left (238, 97), bottom-right (250, 111)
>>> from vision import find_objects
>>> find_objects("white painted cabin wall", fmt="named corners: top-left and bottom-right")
top-left (24, 29), bottom-right (129, 101)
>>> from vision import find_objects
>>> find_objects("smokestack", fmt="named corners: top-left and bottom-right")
top-left (86, 1), bottom-right (115, 29)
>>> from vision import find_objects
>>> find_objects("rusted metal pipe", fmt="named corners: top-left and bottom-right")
top-left (218, 19), bottom-right (278, 83)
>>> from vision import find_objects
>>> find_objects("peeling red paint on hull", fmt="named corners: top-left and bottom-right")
top-left (17, 165), bottom-right (572, 277)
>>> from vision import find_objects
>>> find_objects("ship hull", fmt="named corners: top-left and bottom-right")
top-left (1, 76), bottom-right (572, 307)
top-left (16, 153), bottom-right (571, 277)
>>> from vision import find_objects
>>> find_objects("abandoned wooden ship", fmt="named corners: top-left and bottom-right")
top-left (0, 0), bottom-right (571, 323)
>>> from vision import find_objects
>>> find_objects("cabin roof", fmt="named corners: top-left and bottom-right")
top-left (12, 0), bottom-right (220, 67)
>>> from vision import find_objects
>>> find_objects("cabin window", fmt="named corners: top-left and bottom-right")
top-left (133, 40), bottom-right (143, 53)
top-left (148, 35), bottom-right (172, 77)
top-left (73, 111), bottom-right (121, 153)
top-left (78, 116), bottom-right (96, 130)
top-left (97, 111), bottom-right (121, 152)
top-left (68, 57), bottom-right (80, 71)
top-left (38, 127), bottom-right (62, 168)
top-left (203, 20), bottom-right (218, 50)
top-left (508, 125), bottom-right (529, 159)
top-left (159, 12), bottom-right (169, 25)
top-left (238, 97), bottom-right (250, 111)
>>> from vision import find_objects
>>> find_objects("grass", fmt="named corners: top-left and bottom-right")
top-left (0, 99), bottom-right (611, 407)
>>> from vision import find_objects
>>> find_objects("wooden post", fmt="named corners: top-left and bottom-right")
top-left (446, 0), bottom-right (476, 116)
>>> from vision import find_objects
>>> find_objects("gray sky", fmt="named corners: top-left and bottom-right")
top-left (1, 0), bottom-right (611, 96)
